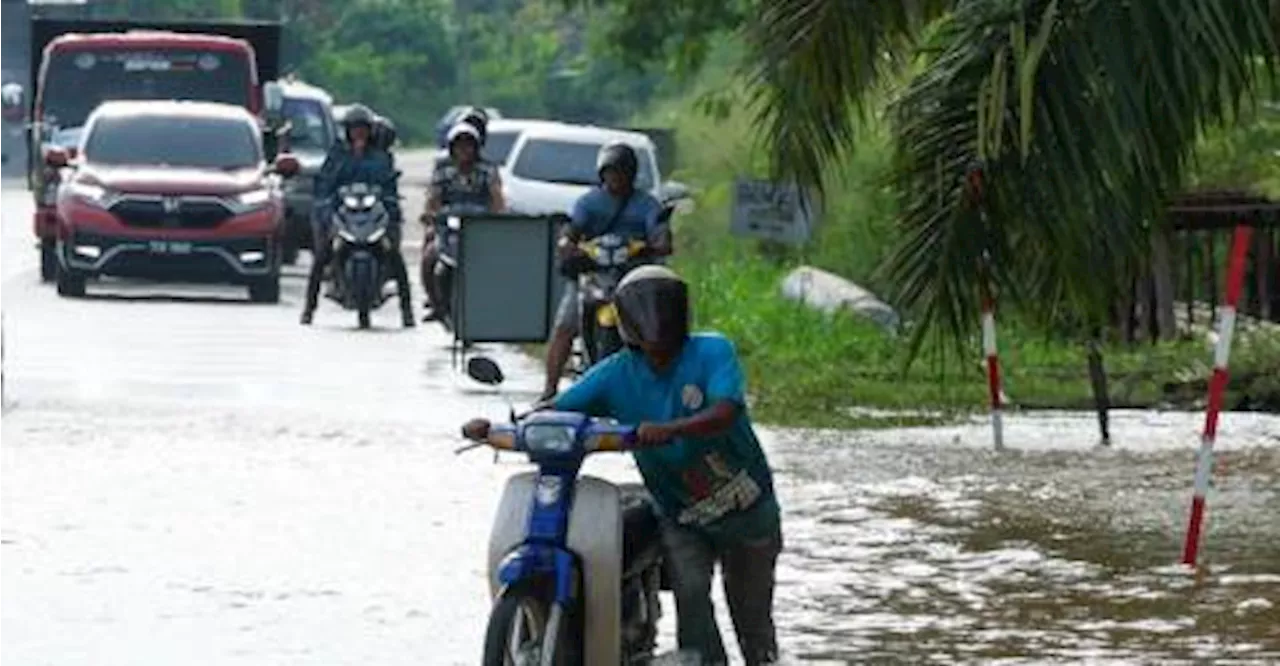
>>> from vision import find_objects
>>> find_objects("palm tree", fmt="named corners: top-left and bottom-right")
top-left (572, 0), bottom-right (1277, 353)
top-left (742, 0), bottom-right (1277, 356)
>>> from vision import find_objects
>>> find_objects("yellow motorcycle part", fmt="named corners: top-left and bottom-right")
top-left (596, 303), bottom-right (618, 327)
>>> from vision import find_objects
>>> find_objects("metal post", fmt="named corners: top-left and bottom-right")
top-left (1181, 224), bottom-right (1253, 566)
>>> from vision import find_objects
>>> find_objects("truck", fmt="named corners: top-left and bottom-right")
top-left (26, 17), bottom-right (283, 282)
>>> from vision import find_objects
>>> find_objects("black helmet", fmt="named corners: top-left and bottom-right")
top-left (458, 106), bottom-right (489, 145)
top-left (597, 142), bottom-right (638, 185)
top-left (615, 265), bottom-right (689, 350)
top-left (342, 104), bottom-right (375, 133)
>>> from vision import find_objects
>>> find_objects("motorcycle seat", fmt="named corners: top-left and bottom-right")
top-left (619, 484), bottom-right (663, 578)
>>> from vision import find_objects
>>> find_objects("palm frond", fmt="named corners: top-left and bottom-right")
top-left (877, 0), bottom-right (1277, 360)
top-left (739, 0), bottom-right (957, 193)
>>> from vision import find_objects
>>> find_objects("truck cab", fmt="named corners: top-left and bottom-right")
top-left (273, 77), bottom-right (337, 264)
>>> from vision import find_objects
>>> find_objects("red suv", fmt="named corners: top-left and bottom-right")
top-left (49, 100), bottom-right (298, 301)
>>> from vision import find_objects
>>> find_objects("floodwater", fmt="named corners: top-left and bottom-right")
top-left (4, 173), bottom-right (1279, 664)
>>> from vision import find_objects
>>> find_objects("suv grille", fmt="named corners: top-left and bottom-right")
top-left (109, 197), bottom-right (236, 229)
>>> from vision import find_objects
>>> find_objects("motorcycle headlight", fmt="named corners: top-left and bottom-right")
top-left (361, 194), bottom-right (377, 208)
top-left (523, 424), bottom-right (577, 454)
top-left (343, 195), bottom-right (361, 209)
top-left (67, 180), bottom-right (109, 207)
top-left (235, 188), bottom-right (271, 208)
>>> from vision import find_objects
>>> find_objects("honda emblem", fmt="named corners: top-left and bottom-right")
top-left (162, 197), bottom-right (181, 214)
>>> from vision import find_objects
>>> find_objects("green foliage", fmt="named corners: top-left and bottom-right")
top-left (85, 0), bottom-right (673, 144)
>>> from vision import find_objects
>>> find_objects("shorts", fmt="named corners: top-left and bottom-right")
top-left (554, 281), bottom-right (579, 332)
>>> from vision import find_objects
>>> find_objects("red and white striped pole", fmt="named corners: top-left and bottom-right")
top-left (968, 161), bottom-right (1004, 451)
top-left (1181, 224), bottom-right (1254, 567)
top-left (982, 288), bottom-right (1005, 451)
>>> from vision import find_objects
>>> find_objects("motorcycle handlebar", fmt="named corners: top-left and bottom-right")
top-left (465, 422), bottom-right (638, 453)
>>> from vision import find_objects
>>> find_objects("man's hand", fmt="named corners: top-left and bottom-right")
top-left (461, 418), bottom-right (491, 441)
top-left (637, 422), bottom-right (677, 446)
top-left (556, 237), bottom-right (581, 262)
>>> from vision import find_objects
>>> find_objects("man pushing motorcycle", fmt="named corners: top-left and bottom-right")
top-left (541, 141), bottom-right (672, 401)
top-left (301, 104), bottom-right (414, 327)
top-left (420, 113), bottom-right (506, 322)
top-left (464, 266), bottom-right (783, 666)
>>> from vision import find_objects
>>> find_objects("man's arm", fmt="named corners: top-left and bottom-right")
top-left (489, 167), bottom-right (507, 212)
top-left (644, 199), bottom-right (673, 256)
top-left (380, 153), bottom-right (403, 223)
top-left (637, 338), bottom-right (745, 445)
top-left (551, 357), bottom-right (617, 416)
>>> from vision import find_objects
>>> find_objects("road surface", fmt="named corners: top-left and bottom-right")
top-left (3, 161), bottom-right (1279, 664)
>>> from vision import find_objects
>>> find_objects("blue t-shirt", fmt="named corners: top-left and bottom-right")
top-left (553, 333), bottom-right (780, 545)
top-left (570, 187), bottom-right (664, 241)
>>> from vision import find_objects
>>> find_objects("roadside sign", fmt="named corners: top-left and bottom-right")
top-left (729, 178), bottom-right (817, 245)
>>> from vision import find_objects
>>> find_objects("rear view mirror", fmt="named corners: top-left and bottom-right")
top-left (659, 180), bottom-right (691, 204)
top-left (44, 146), bottom-right (69, 168)
top-left (466, 356), bottom-right (505, 385)
top-left (263, 81), bottom-right (284, 117)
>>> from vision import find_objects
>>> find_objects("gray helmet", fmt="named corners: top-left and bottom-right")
top-left (341, 104), bottom-right (375, 132)
top-left (615, 265), bottom-right (689, 350)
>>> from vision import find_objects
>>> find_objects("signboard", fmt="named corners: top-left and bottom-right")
top-left (730, 178), bottom-right (818, 245)
top-left (453, 214), bottom-right (557, 343)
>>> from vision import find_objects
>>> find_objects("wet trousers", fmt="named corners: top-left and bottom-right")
top-left (661, 521), bottom-right (783, 665)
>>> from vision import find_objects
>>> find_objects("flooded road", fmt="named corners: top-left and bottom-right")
top-left (4, 173), bottom-right (1279, 664)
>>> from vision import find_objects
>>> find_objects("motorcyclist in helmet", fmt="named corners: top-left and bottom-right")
top-left (419, 119), bottom-right (505, 321)
top-left (301, 104), bottom-right (415, 327)
top-left (541, 141), bottom-right (672, 400)
top-left (463, 265), bottom-right (783, 666)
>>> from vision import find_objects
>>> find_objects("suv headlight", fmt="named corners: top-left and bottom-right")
top-left (235, 188), bottom-right (271, 208)
top-left (66, 180), bottom-right (109, 207)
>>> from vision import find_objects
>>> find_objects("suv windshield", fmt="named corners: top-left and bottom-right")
top-left (482, 130), bottom-right (519, 164)
top-left (42, 47), bottom-right (252, 128)
top-left (85, 114), bottom-right (261, 169)
top-left (283, 97), bottom-right (335, 152)
top-left (511, 139), bottom-right (655, 190)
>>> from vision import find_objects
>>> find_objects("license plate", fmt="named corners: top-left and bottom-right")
top-left (148, 241), bottom-right (192, 254)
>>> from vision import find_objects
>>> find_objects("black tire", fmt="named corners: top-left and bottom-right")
top-left (54, 261), bottom-right (85, 298)
top-left (248, 275), bottom-right (281, 303)
top-left (353, 260), bottom-right (374, 329)
top-left (482, 587), bottom-right (577, 666)
top-left (40, 238), bottom-right (56, 283)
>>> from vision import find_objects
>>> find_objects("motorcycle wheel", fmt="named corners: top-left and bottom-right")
top-left (482, 585), bottom-right (577, 666)
top-left (352, 259), bottom-right (374, 329)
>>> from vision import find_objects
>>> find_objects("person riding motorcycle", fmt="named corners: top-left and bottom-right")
top-left (433, 106), bottom-right (489, 170)
top-left (541, 141), bottom-right (671, 400)
top-left (465, 266), bottom-right (783, 666)
top-left (301, 104), bottom-right (414, 327)
top-left (419, 120), bottom-right (505, 321)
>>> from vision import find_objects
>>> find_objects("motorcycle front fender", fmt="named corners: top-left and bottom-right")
top-left (488, 472), bottom-right (622, 665)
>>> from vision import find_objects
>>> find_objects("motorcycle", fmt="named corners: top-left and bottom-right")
top-left (325, 182), bottom-right (397, 329)
top-left (566, 203), bottom-right (675, 372)
top-left (463, 356), bottom-right (678, 666)
top-left (566, 233), bottom-right (649, 369)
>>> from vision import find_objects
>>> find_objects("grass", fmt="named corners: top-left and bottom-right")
top-left (610, 70), bottom-right (1280, 429)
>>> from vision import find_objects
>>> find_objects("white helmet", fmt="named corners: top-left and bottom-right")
top-left (446, 122), bottom-right (481, 149)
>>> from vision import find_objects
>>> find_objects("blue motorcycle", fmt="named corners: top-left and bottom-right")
top-left (463, 357), bottom-right (668, 665)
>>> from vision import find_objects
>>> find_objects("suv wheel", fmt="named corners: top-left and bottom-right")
top-left (55, 261), bottom-right (86, 298)
top-left (248, 274), bottom-right (281, 303)
top-left (40, 238), bottom-right (56, 282)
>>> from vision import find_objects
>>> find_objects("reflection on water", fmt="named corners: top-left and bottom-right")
top-left (766, 412), bottom-right (1280, 664)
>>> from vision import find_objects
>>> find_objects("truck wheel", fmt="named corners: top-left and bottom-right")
top-left (40, 238), bottom-right (56, 283)
top-left (248, 275), bottom-right (281, 303)
top-left (55, 262), bottom-right (85, 298)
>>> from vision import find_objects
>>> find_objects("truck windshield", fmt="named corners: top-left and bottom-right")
top-left (84, 114), bottom-right (261, 169)
top-left (41, 47), bottom-right (252, 128)
top-left (512, 139), bottom-right (655, 190)
top-left (282, 97), bottom-right (334, 152)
